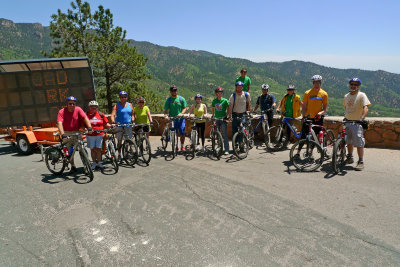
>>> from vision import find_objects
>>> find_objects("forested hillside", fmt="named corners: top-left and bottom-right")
top-left (1, 18), bottom-right (399, 116)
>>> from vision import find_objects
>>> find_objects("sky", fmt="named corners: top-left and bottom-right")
top-left (2, 0), bottom-right (400, 73)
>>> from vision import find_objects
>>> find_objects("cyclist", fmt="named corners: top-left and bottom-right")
top-left (57, 96), bottom-right (92, 173)
top-left (189, 94), bottom-right (207, 151)
top-left (235, 68), bottom-right (251, 92)
top-left (133, 97), bottom-right (153, 139)
top-left (163, 85), bottom-right (188, 151)
top-left (344, 78), bottom-right (371, 171)
top-left (276, 84), bottom-right (302, 141)
top-left (110, 91), bottom-right (135, 161)
top-left (86, 100), bottom-right (111, 170)
top-left (227, 81), bottom-right (251, 145)
top-left (294, 75), bottom-right (328, 158)
top-left (253, 84), bottom-right (276, 127)
top-left (211, 87), bottom-right (230, 155)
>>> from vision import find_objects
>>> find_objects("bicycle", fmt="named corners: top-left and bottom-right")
top-left (160, 116), bottom-right (181, 159)
top-left (266, 112), bottom-right (302, 151)
top-left (208, 117), bottom-right (225, 159)
top-left (331, 119), bottom-right (365, 174)
top-left (95, 128), bottom-right (119, 173)
top-left (186, 116), bottom-right (204, 158)
top-left (289, 117), bottom-right (324, 172)
top-left (44, 131), bottom-right (93, 179)
top-left (232, 114), bottom-right (252, 159)
top-left (248, 108), bottom-right (273, 148)
top-left (115, 123), bottom-right (138, 166)
top-left (133, 123), bottom-right (152, 164)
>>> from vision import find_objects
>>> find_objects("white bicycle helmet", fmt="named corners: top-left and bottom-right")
top-left (311, 75), bottom-right (322, 81)
top-left (261, 84), bottom-right (270, 90)
top-left (88, 100), bottom-right (99, 106)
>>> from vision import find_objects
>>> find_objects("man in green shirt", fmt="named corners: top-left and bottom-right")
top-left (235, 68), bottom-right (251, 92)
top-left (211, 87), bottom-right (230, 154)
top-left (163, 85), bottom-right (188, 151)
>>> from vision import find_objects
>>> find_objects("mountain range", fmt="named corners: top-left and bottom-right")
top-left (1, 18), bottom-right (399, 117)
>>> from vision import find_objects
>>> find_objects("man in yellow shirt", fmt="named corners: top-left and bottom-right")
top-left (294, 75), bottom-right (328, 158)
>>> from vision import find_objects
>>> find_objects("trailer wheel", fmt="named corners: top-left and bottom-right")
top-left (16, 135), bottom-right (33, 155)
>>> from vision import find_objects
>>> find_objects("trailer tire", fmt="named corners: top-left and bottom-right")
top-left (16, 135), bottom-right (34, 155)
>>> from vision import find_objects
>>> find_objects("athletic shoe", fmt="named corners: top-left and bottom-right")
top-left (224, 151), bottom-right (229, 155)
top-left (97, 162), bottom-right (105, 169)
top-left (346, 156), bottom-right (354, 164)
top-left (181, 146), bottom-right (186, 151)
top-left (91, 162), bottom-right (97, 170)
top-left (201, 146), bottom-right (205, 152)
top-left (354, 161), bottom-right (364, 171)
top-left (196, 145), bottom-right (200, 151)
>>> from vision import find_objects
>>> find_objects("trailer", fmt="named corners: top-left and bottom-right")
top-left (0, 57), bottom-right (96, 154)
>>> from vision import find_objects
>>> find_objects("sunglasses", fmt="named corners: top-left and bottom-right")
top-left (90, 106), bottom-right (98, 108)
top-left (287, 89), bottom-right (295, 91)
top-left (350, 83), bottom-right (360, 86)
top-left (120, 96), bottom-right (127, 98)
top-left (68, 102), bottom-right (76, 106)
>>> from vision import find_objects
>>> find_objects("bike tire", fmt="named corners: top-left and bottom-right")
top-left (122, 139), bottom-right (138, 166)
top-left (139, 136), bottom-right (152, 164)
top-left (161, 127), bottom-right (169, 151)
top-left (44, 146), bottom-right (66, 175)
top-left (290, 139), bottom-right (323, 172)
top-left (247, 125), bottom-right (255, 149)
top-left (323, 129), bottom-right (336, 159)
top-left (232, 132), bottom-right (249, 159)
top-left (332, 138), bottom-right (346, 174)
top-left (190, 130), bottom-right (197, 158)
top-left (108, 141), bottom-right (119, 173)
top-left (266, 126), bottom-right (282, 150)
top-left (80, 148), bottom-right (94, 179)
top-left (213, 130), bottom-right (224, 159)
top-left (170, 130), bottom-right (177, 159)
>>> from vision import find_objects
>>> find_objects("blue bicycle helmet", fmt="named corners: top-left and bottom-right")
top-left (66, 96), bottom-right (77, 101)
top-left (194, 94), bottom-right (202, 100)
top-left (349, 78), bottom-right (362, 85)
top-left (119, 91), bottom-right (128, 96)
top-left (235, 81), bottom-right (244, 86)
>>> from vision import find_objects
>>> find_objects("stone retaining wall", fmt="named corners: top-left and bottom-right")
top-left (151, 115), bottom-right (400, 150)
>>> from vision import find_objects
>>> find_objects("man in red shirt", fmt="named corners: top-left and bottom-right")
top-left (57, 96), bottom-right (92, 173)
top-left (86, 100), bottom-right (110, 170)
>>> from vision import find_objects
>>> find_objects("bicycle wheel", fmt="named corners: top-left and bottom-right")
top-left (266, 126), bottom-right (282, 150)
top-left (139, 136), bottom-right (152, 164)
top-left (290, 139), bottom-right (323, 172)
top-left (323, 129), bottom-right (336, 159)
top-left (170, 130), bottom-right (177, 159)
top-left (161, 127), bottom-right (169, 151)
top-left (212, 130), bottom-right (224, 159)
top-left (122, 139), bottom-right (138, 166)
top-left (232, 132), bottom-right (249, 159)
top-left (190, 130), bottom-right (197, 158)
top-left (107, 141), bottom-right (119, 173)
top-left (44, 146), bottom-right (66, 175)
top-left (79, 148), bottom-right (94, 179)
top-left (332, 138), bottom-right (346, 174)
top-left (247, 125), bottom-right (255, 149)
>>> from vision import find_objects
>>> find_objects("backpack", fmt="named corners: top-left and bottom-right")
top-left (233, 92), bottom-right (249, 109)
top-left (167, 95), bottom-right (184, 107)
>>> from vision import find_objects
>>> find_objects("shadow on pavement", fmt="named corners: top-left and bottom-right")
top-left (0, 143), bottom-right (17, 155)
top-left (321, 162), bottom-right (351, 179)
top-left (41, 167), bottom-right (93, 184)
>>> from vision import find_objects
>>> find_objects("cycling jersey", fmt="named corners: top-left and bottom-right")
top-left (193, 104), bottom-right (206, 123)
top-left (302, 88), bottom-right (328, 118)
top-left (87, 111), bottom-right (108, 136)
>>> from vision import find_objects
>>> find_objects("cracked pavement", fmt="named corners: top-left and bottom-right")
top-left (0, 137), bottom-right (399, 265)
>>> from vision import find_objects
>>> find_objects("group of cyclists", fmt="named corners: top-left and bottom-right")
top-left (56, 68), bottom-right (371, 174)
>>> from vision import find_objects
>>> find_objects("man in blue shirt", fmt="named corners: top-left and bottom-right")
top-left (253, 84), bottom-right (276, 127)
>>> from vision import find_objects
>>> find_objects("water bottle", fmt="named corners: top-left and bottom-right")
top-left (69, 146), bottom-right (74, 156)
top-left (63, 145), bottom-right (69, 157)
top-left (318, 131), bottom-right (324, 144)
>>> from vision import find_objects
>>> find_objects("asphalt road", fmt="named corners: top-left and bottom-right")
top-left (0, 137), bottom-right (399, 266)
